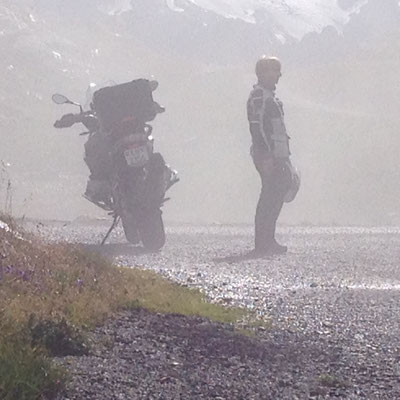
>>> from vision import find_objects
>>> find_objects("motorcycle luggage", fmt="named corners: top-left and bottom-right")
top-left (92, 79), bottom-right (156, 132)
top-left (84, 132), bottom-right (112, 179)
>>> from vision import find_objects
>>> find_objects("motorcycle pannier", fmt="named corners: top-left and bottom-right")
top-left (92, 79), bottom-right (155, 132)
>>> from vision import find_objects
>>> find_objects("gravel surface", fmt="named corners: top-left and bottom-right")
top-left (30, 220), bottom-right (400, 399)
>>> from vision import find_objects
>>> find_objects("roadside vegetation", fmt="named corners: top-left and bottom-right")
top-left (0, 215), bottom-right (245, 400)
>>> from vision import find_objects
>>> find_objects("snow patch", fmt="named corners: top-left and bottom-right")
top-left (0, 220), bottom-right (24, 240)
top-left (166, 0), bottom-right (369, 39)
top-left (52, 51), bottom-right (62, 61)
top-left (166, 0), bottom-right (184, 12)
top-left (98, 0), bottom-right (134, 16)
top-left (0, 221), bottom-right (11, 232)
top-left (95, 1), bottom-right (396, 40)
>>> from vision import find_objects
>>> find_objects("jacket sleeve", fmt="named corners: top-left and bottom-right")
top-left (247, 89), bottom-right (270, 152)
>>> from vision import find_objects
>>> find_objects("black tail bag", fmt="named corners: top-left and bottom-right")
top-left (92, 79), bottom-right (155, 132)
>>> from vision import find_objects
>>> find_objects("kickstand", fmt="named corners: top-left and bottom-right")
top-left (101, 215), bottom-right (120, 246)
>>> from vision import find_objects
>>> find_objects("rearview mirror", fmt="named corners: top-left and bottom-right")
top-left (52, 93), bottom-right (70, 105)
top-left (149, 80), bottom-right (159, 91)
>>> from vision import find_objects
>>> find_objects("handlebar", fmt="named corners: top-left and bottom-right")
top-left (54, 111), bottom-right (98, 132)
top-left (54, 113), bottom-right (80, 128)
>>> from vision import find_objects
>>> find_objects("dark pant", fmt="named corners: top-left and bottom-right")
top-left (254, 160), bottom-right (290, 251)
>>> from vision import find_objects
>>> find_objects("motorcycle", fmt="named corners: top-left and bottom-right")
top-left (52, 79), bottom-right (179, 250)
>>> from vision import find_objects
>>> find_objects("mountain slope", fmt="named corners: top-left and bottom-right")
top-left (0, 0), bottom-right (399, 225)
top-left (165, 0), bottom-right (368, 38)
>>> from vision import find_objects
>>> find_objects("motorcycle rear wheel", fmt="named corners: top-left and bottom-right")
top-left (121, 212), bottom-right (140, 245)
top-left (139, 209), bottom-right (165, 252)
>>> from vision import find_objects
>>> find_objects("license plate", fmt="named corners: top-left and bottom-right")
top-left (124, 146), bottom-right (149, 167)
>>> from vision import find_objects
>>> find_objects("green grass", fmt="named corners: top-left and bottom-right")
top-left (0, 216), bottom-right (246, 399)
top-left (129, 269), bottom-right (244, 323)
top-left (0, 342), bottom-right (64, 400)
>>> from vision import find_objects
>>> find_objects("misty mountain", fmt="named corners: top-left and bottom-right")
top-left (96, 0), bottom-right (369, 63)
top-left (0, 0), bottom-right (399, 225)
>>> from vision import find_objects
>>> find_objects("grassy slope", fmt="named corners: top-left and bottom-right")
top-left (0, 218), bottom-right (245, 399)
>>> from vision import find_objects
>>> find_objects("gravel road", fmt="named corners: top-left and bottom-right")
top-left (31, 220), bottom-right (400, 399)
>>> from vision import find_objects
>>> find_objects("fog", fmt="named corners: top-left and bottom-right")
top-left (0, 0), bottom-right (399, 225)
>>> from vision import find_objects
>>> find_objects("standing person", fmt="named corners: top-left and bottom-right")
top-left (246, 56), bottom-right (292, 256)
